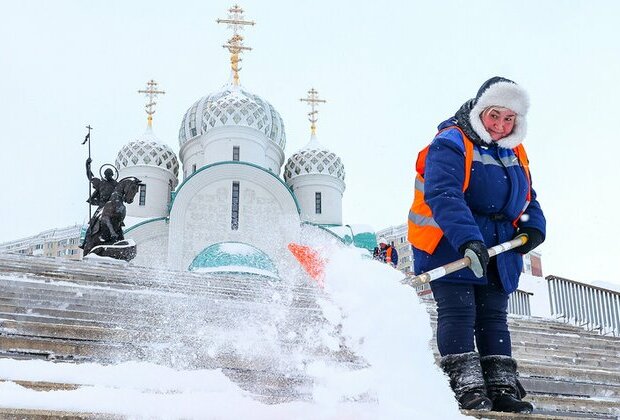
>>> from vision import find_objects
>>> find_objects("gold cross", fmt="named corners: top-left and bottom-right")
top-left (217, 4), bottom-right (255, 86)
top-left (138, 80), bottom-right (166, 127)
top-left (300, 88), bottom-right (326, 135)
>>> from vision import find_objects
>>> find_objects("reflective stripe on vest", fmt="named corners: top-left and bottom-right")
top-left (512, 144), bottom-right (531, 226)
top-left (407, 127), bottom-right (531, 254)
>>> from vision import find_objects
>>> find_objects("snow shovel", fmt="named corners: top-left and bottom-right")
top-left (289, 234), bottom-right (528, 289)
top-left (402, 234), bottom-right (528, 288)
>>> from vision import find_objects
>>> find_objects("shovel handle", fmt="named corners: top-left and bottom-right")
top-left (403, 234), bottom-right (528, 287)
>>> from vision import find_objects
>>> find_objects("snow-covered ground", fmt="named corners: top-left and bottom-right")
top-left (0, 245), bottom-right (464, 419)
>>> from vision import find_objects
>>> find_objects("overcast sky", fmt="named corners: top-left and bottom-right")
top-left (1, 0), bottom-right (619, 285)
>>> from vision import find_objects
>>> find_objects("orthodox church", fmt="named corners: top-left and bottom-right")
top-left (115, 5), bottom-right (374, 274)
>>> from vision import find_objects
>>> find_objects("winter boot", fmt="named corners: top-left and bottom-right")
top-left (440, 352), bottom-right (492, 411)
top-left (480, 355), bottom-right (534, 413)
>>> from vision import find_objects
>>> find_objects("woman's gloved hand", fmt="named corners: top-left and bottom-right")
top-left (517, 227), bottom-right (544, 254)
top-left (459, 240), bottom-right (489, 278)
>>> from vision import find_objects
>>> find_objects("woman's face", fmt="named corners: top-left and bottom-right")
top-left (480, 107), bottom-right (516, 141)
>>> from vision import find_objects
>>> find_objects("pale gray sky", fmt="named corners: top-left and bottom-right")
top-left (1, 0), bottom-right (619, 285)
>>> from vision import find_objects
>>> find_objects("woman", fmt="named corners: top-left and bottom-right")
top-left (407, 77), bottom-right (546, 412)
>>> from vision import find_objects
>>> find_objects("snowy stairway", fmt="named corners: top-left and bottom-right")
top-left (425, 303), bottom-right (620, 418)
top-left (1, 252), bottom-right (619, 418)
top-left (0, 253), bottom-right (348, 405)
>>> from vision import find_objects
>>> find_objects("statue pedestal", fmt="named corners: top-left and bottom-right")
top-left (89, 239), bottom-right (137, 262)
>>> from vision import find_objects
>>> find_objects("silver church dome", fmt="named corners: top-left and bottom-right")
top-left (178, 84), bottom-right (286, 150)
top-left (284, 135), bottom-right (345, 183)
top-left (116, 128), bottom-right (180, 182)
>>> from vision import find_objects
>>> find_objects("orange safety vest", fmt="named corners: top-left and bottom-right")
top-left (407, 126), bottom-right (531, 254)
top-left (385, 246), bottom-right (393, 265)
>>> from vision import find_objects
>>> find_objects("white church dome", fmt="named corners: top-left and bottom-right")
top-left (178, 84), bottom-right (286, 150)
top-left (284, 135), bottom-right (345, 183)
top-left (115, 128), bottom-right (180, 180)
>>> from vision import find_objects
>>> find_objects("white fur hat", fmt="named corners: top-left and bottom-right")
top-left (469, 77), bottom-right (530, 149)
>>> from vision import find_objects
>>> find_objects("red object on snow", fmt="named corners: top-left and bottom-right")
top-left (288, 243), bottom-right (326, 288)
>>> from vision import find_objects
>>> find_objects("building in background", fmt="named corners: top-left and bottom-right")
top-left (377, 223), bottom-right (543, 277)
top-left (523, 251), bottom-right (543, 277)
top-left (0, 225), bottom-right (83, 260)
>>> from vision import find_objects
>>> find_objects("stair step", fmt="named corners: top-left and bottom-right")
top-left (463, 408), bottom-right (616, 419)
top-left (0, 334), bottom-right (139, 361)
top-left (0, 378), bottom-right (80, 391)
top-left (528, 394), bottom-right (620, 417)
top-left (0, 319), bottom-right (137, 342)
top-left (0, 309), bottom-right (124, 328)
top-left (0, 408), bottom-right (121, 420)
top-left (521, 376), bottom-right (620, 399)
top-left (518, 362), bottom-right (620, 386)
top-left (513, 348), bottom-right (620, 369)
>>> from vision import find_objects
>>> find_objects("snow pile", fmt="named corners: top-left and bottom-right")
top-left (307, 245), bottom-right (460, 418)
top-left (0, 361), bottom-right (310, 418)
top-left (0, 242), bottom-right (463, 419)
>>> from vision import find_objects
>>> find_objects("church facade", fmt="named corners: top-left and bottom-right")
top-left (115, 5), bottom-right (373, 275)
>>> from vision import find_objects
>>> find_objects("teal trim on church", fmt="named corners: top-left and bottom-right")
top-left (350, 231), bottom-right (377, 252)
top-left (303, 222), bottom-right (377, 252)
top-left (124, 217), bottom-right (169, 234)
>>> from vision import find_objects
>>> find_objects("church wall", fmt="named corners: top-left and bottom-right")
top-left (119, 166), bottom-right (175, 219)
top-left (289, 174), bottom-right (345, 225)
top-left (167, 163), bottom-right (300, 271)
top-left (179, 140), bottom-right (203, 180)
top-left (124, 218), bottom-right (169, 268)
top-left (265, 142), bottom-right (285, 175)
top-left (202, 135), bottom-right (265, 167)
top-left (180, 126), bottom-right (287, 179)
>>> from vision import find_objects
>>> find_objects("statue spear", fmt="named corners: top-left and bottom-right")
top-left (82, 125), bottom-right (93, 220)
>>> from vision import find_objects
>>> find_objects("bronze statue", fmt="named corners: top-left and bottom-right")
top-left (86, 158), bottom-right (118, 207)
top-left (82, 176), bottom-right (142, 261)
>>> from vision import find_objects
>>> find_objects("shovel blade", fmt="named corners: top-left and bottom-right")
top-left (288, 243), bottom-right (325, 287)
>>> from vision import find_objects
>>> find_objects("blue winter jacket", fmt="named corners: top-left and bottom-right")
top-left (412, 119), bottom-right (546, 292)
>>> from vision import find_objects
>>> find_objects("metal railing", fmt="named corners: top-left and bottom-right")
top-left (508, 289), bottom-right (533, 316)
top-left (547, 275), bottom-right (620, 336)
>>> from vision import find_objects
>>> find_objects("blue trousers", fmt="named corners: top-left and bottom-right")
top-left (430, 262), bottom-right (511, 357)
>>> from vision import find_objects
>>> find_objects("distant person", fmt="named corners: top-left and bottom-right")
top-left (372, 246), bottom-right (381, 261)
top-left (407, 77), bottom-right (546, 412)
top-left (377, 237), bottom-right (398, 267)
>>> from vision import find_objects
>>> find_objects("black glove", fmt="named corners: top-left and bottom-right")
top-left (517, 227), bottom-right (544, 254)
top-left (459, 240), bottom-right (489, 278)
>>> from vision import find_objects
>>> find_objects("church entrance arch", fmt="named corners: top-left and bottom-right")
top-left (188, 241), bottom-right (279, 279)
